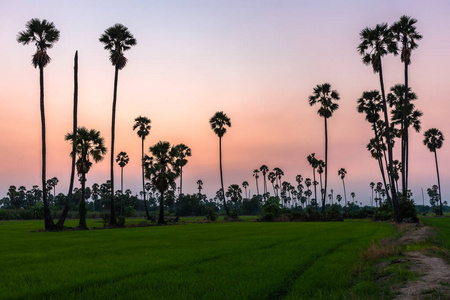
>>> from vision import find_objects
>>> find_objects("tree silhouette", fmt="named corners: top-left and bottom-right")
top-left (209, 111), bottom-right (231, 216)
top-left (391, 16), bottom-right (422, 196)
top-left (100, 23), bottom-right (137, 226)
top-left (133, 116), bottom-right (151, 220)
top-left (423, 128), bottom-right (444, 215)
top-left (273, 168), bottom-right (284, 196)
top-left (175, 144), bottom-right (191, 197)
top-left (226, 184), bottom-right (242, 214)
top-left (116, 151), bottom-right (129, 215)
top-left (242, 181), bottom-right (249, 199)
top-left (196, 180), bottom-right (203, 195)
top-left (370, 182), bottom-right (375, 207)
top-left (253, 169), bottom-right (260, 196)
top-left (338, 168), bottom-right (348, 205)
top-left (268, 171), bottom-right (276, 196)
top-left (307, 153), bottom-right (319, 205)
top-left (309, 83), bottom-right (340, 213)
top-left (260, 165), bottom-right (269, 199)
top-left (17, 18), bottom-right (60, 230)
top-left (66, 127), bottom-right (106, 229)
top-left (358, 22), bottom-right (401, 221)
top-left (144, 141), bottom-right (182, 224)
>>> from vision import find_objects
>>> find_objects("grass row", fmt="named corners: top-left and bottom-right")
top-left (0, 219), bottom-right (394, 299)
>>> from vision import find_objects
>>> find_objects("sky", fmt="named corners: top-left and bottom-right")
top-left (1, 0), bottom-right (450, 206)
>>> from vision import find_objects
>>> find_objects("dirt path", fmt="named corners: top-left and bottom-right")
top-left (393, 225), bottom-right (450, 299)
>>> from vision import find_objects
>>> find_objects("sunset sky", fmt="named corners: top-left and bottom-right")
top-left (1, 0), bottom-right (450, 206)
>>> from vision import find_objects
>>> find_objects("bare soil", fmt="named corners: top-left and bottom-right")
top-left (393, 224), bottom-right (450, 300)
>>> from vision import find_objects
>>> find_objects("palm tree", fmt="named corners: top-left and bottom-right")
top-left (351, 192), bottom-right (356, 203)
top-left (309, 84), bottom-right (340, 214)
top-left (268, 171), bottom-right (276, 196)
top-left (307, 153), bottom-right (319, 204)
top-left (273, 167), bottom-right (284, 194)
top-left (317, 159), bottom-right (325, 208)
top-left (116, 151), bottom-right (129, 215)
top-left (100, 24), bottom-right (137, 226)
top-left (197, 180), bottom-right (203, 195)
top-left (144, 141), bottom-right (182, 224)
top-left (423, 128), bottom-right (444, 215)
top-left (17, 18), bottom-right (60, 230)
top-left (338, 168), bottom-right (347, 205)
top-left (358, 22), bottom-right (400, 221)
top-left (209, 111), bottom-right (231, 216)
top-left (226, 184), bottom-right (242, 213)
top-left (253, 169), bottom-right (260, 196)
top-left (65, 127), bottom-right (106, 229)
top-left (133, 116), bottom-right (151, 220)
top-left (391, 16), bottom-right (422, 195)
top-left (260, 165), bottom-right (269, 199)
top-left (370, 182), bottom-right (375, 207)
top-left (242, 181), bottom-right (249, 199)
top-left (336, 194), bottom-right (342, 206)
top-left (175, 144), bottom-right (191, 196)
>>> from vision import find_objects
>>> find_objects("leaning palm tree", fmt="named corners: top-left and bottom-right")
top-left (17, 18), bottom-right (60, 230)
top-left (144, 141), bottom-right (182, 224)
top-left (100, 24), bottom-right (137, 226)
top-left (133, 116), bottom-right (151, 220)
top-left (65, 127), bottom-right (106, 229)
top-left (309, 84), bottom-right (340, 213)
top-left (116, 151), bottom-right (129, 215)
top-left (338, 168), bottom-right (348, 205)
top-left (174, 144), bottom-right (191, 197)
top-left (358, 23), bottom-right (400, 221)
top-left (423, 128), bottom-right (444, 215)
top-left (391, 16), bottom-right (422, 195)
top-left (209, 111), bottom-right (231, 216)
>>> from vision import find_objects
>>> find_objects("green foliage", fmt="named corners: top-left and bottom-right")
top-left (101, 213), bottom-right (110, 227)
top-left (205, 210), bottom-right (218, 222)
top-left (31, 202), bottom-right (44, 219)
top-left (373, 202), bottom-right (393, 221)
top-left (261, 197), bottom-right (281, 220)
top-left (399, 197), bottom-right (418, 222)
top-left (125, 205), bottom-right (137, 217)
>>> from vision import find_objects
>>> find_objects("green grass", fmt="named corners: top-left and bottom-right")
top-left (421, 217), bottom-right (450, 250)
top-left (0, 219), bottom-right (394, 299)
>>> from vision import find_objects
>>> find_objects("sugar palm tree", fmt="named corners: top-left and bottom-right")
top-left (260, 165), bottom-right (269, 198)
top-left (226, 184), bottom-right (242, 213)
top-left (144, 141), bottom-right (182, 224)
top-left (175, 144), bottom-right (191, 196)
top-left (100, 24), bottom-right (137, 226)
top-left (273, 167), bottom-right (284, 193)
top-left (358, 22), bottom-right (400, 221)
top-left (197, 180), bottom-right (203, 195)
top-left (65, 127), bottom-right (106, 229)
top-left (242, 181), bottom-right (249, 199)
top-left (253, 169), bottom-right (260, 196)
top-left (317, 159), bottom-right (325, 208)
top-left (209, 111), bottom-right (231, 216)
top-left (423, 128), bottom-right (444, 215)
top-left (17, 18), bottom-right (60, 230)
top-left (351, 192), bottom-right (356, 203)
top-left (309, 84), bottom-right (339, 214)
top-left (391, 16), bottom-right (422, 195)
top-left (116, 151), bottom-right (129, 215)
top-left (268, 171), bottom-right (276, 196)
top-left (338, 168), bottom-right (347, 205)
top-left (307, 153), bottom-right (319, 204)
top-left (133, 116), bottom-right (151, 220)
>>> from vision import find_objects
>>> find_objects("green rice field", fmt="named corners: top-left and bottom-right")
top-left (0, 219), bottom-right (395, 299)
top-left (421, 216), bottom-right (450, 250)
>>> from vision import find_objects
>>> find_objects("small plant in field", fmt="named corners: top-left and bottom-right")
top-left (101, 213), bottom-right (110, 227)
top-left (117, 215), bottom-right (126, 227)
top-left (31, 202), bottom-right (44, 219)
top-left (205, 210), bottom-right (218, 222)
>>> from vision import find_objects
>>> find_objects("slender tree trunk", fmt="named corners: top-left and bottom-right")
top-left (372, 123), bottom-right (391, 204)
top-left (371, 188), bottom-right (374, 207)
top-left (142, 138), bottom-right (150, 219)
top-left (57, 51), bottom-right (78, 228)
top-left (120, 166), bottom-right (123, 215)
top-left (434, 150), bottom-right (443, 215)
top-left (158, 190), bottom-right (166, 224)
top-left (342, 178), bottom-right (347, 206)
top-left (379, 64), bottom-right (400, 221)
top-left (79, 172), bottom-right (87, 229)
top-left (402, 49), bottom-right (409, 196)
top-left (263, 174), bottom-right (267, 200)
top-left (323, 117), bottom-right (328, 213)
top-left (272, 182), bottom-right (276, 196)
top-left (255, 177), bottom-right (259, 196)
top-left (40, 65), bottom-right (54, 230)
top-left (219, 137), bottom-right (229, 216)
top-left (180, 167), bottom-right (183, 196)
top-left (109, 66), bottom-right (119, 226)
top-left (312, 168), bottom-right (317, 204)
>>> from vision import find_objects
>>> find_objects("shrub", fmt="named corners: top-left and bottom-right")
top-left (117, 215), bottom-right (126, 227)
top-left (31, 202), bottom-right (44, 219)
top-left (205, 210), bottom-right (218, 222)
top-left (101, 213), bottom-right (110, 227)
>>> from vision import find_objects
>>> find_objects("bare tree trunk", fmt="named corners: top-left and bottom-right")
top-left (434, 150), bottom-right (443, 215)
top-left (142, 138), bottom-right (150, 220)
top-left (323, 117), bottom-right (328, 213)
top-left (57, 51), bottom-right (78, 228)
top-left (79, 172), bottom-right (87, 229)
top-left (158, 190), bottom-right (166, 224)
top-left (109, 66), bottom-right (119, 226)
top-left (219, 137), bottom-right (229, 216)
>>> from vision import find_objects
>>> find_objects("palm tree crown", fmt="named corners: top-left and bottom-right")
top-left (99, 24), bottom-right (137, 70)
top-left (116, 151), bottom-right (129, 168)
top-left (423, 128), bottom-right (444, 152)
top-left (308, 83), bottom-right (340, 118)
top-left (17, 18), bottom-right (60, 68)
top-left (133, 116), bottom-right (151, 139)
top-left (209, 111), bottom-right (231, 137)
top-left (391, 16), bottom-right (422, 65)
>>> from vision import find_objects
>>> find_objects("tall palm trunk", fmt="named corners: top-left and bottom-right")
top-left (255, 177), bottom-right (259, 196)
top-left (378, 64), bottom-right (400, 221)
top-left (434, 150), bottom-right (443, 215)
top-left (79, 172), bottom-right (87, 229)
top-left (372, 123), bottom-right (391, 204)
top-left (141, 138), bottom-right (150, 219)
top-left (109, 66), bottom-right (119, 226)
top-left (40, 65), bottom-right (54, 230)
top-left (312, 168), bottom-right (317, 204)
top-left (263, 174), bottom-right (267, 198)
top-left (219, 137), bottom-right (229, 216)
top-left (57, 51), bottom-right (78, 228)
top-left (120, 166), bottom-right (124, 215)
top-left (323, 117), bottom-right (328, 213)
top-left (158, 190), bottom-right (166, 224)
top-left (342, 178), bottom-right (347, 206)
top-left (403, 56), bottom-right (409, 195)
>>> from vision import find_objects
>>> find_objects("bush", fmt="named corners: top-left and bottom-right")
top-left (117, 215), bottom-right (126, 227)
top-left (205, 210), bottom-right (218, 222)
top-left (125, 205), bottom-right (137, 217)
top-left (101, 213), bottom-right (110, 227)
top-left (31, 202), bottom-right (44, 219)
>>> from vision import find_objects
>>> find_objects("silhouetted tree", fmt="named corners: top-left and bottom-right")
top-left (242, 181), bottom-right (249, 199)
top-left (175, 144), bottom-right (191, 197)
top-left (100, 23), bottom-right (137, 226)
top-left (423, 128), bottom-right (444, 215)
top-left (253, 169), bottom-right (260, 196)
top-left (338, 168), bottom-right (348, 205)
